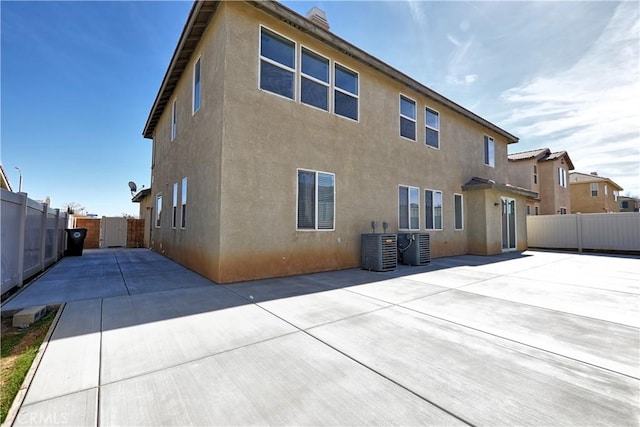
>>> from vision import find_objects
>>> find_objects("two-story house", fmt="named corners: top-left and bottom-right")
top-left (619, 196), bottom-right (640, 212)
top-left (508, 148), bottom-right (574, 215)
top-left (569, 172), bottom-right (623, 213)
top-left (142, 1), bottom-right (536, 283)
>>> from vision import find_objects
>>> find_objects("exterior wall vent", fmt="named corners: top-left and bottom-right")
top-left (361, 233), bottom-right (397, 272)
top-left (306, 6), bottom-right (330, 31)
top-left (398, 233), bottom-right (431, 266)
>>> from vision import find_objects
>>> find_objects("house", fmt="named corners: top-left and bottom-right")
top-left (142, 1), bottom-right (536, 283)
top-left (569, 172), bottom-right (623, 213)
top-left (619, 196), bottom-right (640, 212)
top-left (132, 188), bottom-right (152, 247)
top-left (0, 164), bottom-right (13, 191)
top-left (508, 148), bottom-right (574, 215)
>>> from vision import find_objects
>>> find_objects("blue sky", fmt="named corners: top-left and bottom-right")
top-left (2, 1), bottom-right (638, 216)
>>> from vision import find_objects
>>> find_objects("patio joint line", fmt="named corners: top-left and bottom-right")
top-left (113, 252), bottom-right (131, 296)
top-left (451, 287), bottom-right (639, 330)
top-left (97, 298), bottom-right (104, 427)
top-left (396, 304), bottom-right (640, 381)
top-left (98, 330), bottom-right (300, 388)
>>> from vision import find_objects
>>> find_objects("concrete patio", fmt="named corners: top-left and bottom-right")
top-left (3, 248), bottom-right (639, 426)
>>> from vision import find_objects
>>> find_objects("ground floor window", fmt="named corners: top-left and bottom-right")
top-left (425, 189), bottom-right (443, 230)
top-left (454, 194), bottom-right (463, 230)
top-left (399, 185), bottom-right (419, 230)
top-left (297, 170), bottom-right (335, 230)
top-left (155, 193), bottom-right (162, 228)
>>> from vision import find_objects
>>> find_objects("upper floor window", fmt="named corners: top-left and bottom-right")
top-left (334, 64), bottom-right (358, 120)
top-left (533, 165), bottom-right (538, 184)
top-left (614, 191), bottom-right (619, 202)
top-left (193, 57), bottom-right (201, 113)
top-left (260, 27), bottom-right (295, 100)
top-left (155, 193), bottom-right (162, 228)
top-left (558, 167), bottom-right (567, 188)
top-left (425, 189), bottom-right (443, 230)
top-left (181, 178), bottom-right (188, 229)
top-left (399, 185), bottom-right (419, 230)
top-left (400, 95), bottom-right (416, 140)
top-left (591, 183), bottom-right (598, 197)
top-left (425, 107), bottom-right (439, 149)
top-left (483, 135), bottom-right (495, 167)
top-left (171, 99), bottom-right (177, 141)
top-left (300, 47), bottom-right (329, 111)
top-left (172, 183), bottom-right (178, 229)
top-left (604, 184), bottom-right (608, 196)
top-left (297, 170), bottom-right (335, 230)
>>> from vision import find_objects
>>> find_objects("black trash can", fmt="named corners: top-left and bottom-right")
top-left (65, 228), bottom-right (88, 256)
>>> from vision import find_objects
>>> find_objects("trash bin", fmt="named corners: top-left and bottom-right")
top-left (65, 228), bottom-right (88, 256)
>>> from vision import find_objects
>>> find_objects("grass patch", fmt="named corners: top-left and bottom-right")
top-left (1, 307), bottom-right (59, 424)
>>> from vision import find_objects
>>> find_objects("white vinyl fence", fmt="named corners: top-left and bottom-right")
top-left (527, 212), bottom-right (640, 252)
top-left (1, 189), bottom-right (69, 294)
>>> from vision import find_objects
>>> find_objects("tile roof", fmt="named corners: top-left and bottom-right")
top-left (508, 148), bottom-right (550, 161)
top-left (462, 177), bottom-right (538, 198)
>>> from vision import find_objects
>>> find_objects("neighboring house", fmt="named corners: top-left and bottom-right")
top-left (0, 164), bottom-right (13, 191)
top-left (569, 172), bottom-right (623, 213)
top-left (132, 188), bottom-right (152, 247)
top-left (508, 148), bottom-right (574, 215)
top-left (618, 196), bottom-right (640, 212)
top-left (142, 1), bottom-right (536, 283)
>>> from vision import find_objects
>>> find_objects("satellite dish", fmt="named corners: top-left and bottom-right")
top-left (128, 181), bottom-right (137, 193)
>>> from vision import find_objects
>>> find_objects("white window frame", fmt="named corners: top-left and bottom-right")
top-left (398, 185), bottom-right (420, 231)
top-left (425, 189), bottom-right (443, 231)
top-left (483, 135), bottom-right (495, 167)
top-left (181, 178), bottom-right (187, 229)
top-left (558, 167), bottom-right (567, 188)
top-left (604, 184), bottom-right (608, 196)
top-left (333, 61), bottom-right (359, 122)
top-left (454, 193), bottom-right (463, 231)
top-left (259, 25), bottom-right (297, 101)
top-left (299, 45), bottom-right (330, 112)
top-left (296, 169), bottom-right (336, 231)
top-left (399, 94), bottom-right (417, 141)
top-left (155, 193), bottom-right (162, 228)
top-left (533, 165), bottom-right (537, 184)
top-left (614, 190), bottom-right (619, 202)
top-left (425, 107), bottom-right (440, 149)
top-left (193, 56), bottom-right (201, 114)
top-left (171, 99), bottom-right (177, 141)
top-left (172, 183), bottom-right (178, 229)
top-left (591, 183), bottom-right (598, 197)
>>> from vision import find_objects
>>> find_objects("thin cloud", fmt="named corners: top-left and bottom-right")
top-left (501, 2), bottom-right (640, 196)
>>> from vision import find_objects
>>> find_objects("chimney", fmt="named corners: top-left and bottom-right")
top-left (306, 6), bottom-right (330, 31)
top-left (590, 172), bottom-right (598, 176)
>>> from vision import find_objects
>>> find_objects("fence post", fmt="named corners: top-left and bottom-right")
top-left (40, 203), bottom-right (48, 271)
top-left (16, 192), bottom-right (28, 287)
top-left (576, 213), bottom-right (583, 252)
top-left (53, 208), bottom-right (61, 261)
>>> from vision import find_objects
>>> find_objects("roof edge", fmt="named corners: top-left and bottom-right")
top-left (462, 177), bottom-right (538, 198)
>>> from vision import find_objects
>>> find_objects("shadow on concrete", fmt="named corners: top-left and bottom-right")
top-left (2, 248), bottom-right (533, 340)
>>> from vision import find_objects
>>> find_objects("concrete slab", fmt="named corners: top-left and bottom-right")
top-left (258, 288), bottom-right (389, 329)
top-left (310, 306), bottom-right (640, 426)
top-left (22, 300), bottom-right (101, 405)
top-left (100, 286), bottom-right (297, 383)
top-left (461, 276), bottom-right (640, 327)
top-left (1, 276), bottom-right (127, 311)
top-left (14, 389), bottom-right (97, 427)
top-left (100, 332), bottom-right (465, 426)
top-left (226, 274), bottom-right (336, 303)
top-left (402, 290), bottom-right (640, 378)
top-left (123, 270), bottom-right (214, 294)
top-left (344, 277), bottom-right (449, 304)
top-left (400, 266), bottom-right (499, 289)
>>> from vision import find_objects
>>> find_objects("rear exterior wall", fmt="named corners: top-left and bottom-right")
top-left (214, 2), bottom-right (514, 282)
